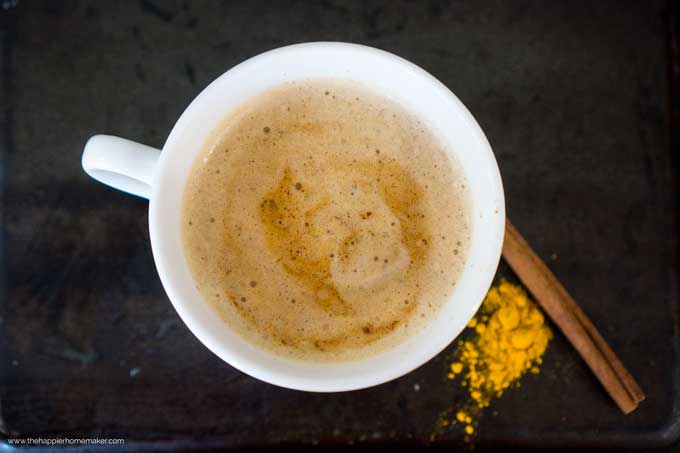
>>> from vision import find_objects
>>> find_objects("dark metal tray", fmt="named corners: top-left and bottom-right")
top-left (1, 0), bottom-right (678, 450)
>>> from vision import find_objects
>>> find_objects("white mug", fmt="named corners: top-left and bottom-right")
top-left (81, 42), bottom-right (505, 392)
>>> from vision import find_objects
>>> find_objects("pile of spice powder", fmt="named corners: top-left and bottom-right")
top-left (441, 279), bottom-right (553, 437)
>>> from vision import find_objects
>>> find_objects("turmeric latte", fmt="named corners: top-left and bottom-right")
top-left (181, 80), bottom-right (471, 362)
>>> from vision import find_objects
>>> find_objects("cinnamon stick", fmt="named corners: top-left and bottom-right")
top-left (502, 218), bottom-right (644, 414)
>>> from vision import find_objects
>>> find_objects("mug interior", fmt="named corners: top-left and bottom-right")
top-left (149, 42), bottom-right (505, 391)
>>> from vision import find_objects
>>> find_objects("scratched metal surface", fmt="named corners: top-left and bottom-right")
top-left (0, 0), bottom-right (678, 451)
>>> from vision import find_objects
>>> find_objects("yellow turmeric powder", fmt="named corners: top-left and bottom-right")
top-left (443, 279), bottom-right (552, 437)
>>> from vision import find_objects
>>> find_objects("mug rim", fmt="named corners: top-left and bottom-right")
top-left (148, 42), bottom-right (505, 391)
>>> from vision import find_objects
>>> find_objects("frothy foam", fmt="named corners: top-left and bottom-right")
top-left (181, 80), bottom-right (470, 362)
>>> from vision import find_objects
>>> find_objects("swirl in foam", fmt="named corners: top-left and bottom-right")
top-left (182, 80), bottom-right (470, 362)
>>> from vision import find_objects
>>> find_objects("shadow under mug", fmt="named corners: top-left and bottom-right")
top-left (81, 42), bottom-right (505, 392)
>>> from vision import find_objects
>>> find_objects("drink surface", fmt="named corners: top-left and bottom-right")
top-left (182, 80), bottom-right (470, 362)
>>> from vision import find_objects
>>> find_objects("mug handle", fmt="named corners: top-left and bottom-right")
top-left (81, 135), bottom-right (161, 199)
